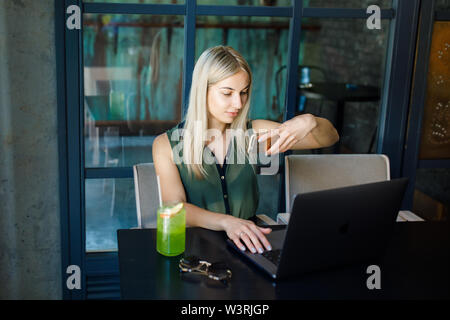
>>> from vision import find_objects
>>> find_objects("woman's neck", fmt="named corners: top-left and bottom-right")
top-left (208, 118), bottom-right (229, 134)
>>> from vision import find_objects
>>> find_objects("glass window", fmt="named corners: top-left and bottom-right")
top-left (196, 15), bottom-right (290, 121)
top-left (295, 18), bottom-right (390, 154)
top-left (436, 0), bottom-right (450, 10)
top-left (197, 0), bottom-right (291, 6)
top-left (86, 178), bottom-right (137, 252)
top-left (83, 14), bottom-right (184, 168)
top-left (419, 21), bottom-right (450, 159)
top-left (412, 21), bottom-right (450, 222)
top-left (83, 0), bottom-right (184, 4)
top-left (304, 0), bottom-right (392, 8)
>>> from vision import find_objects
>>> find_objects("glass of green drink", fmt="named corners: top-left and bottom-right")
top-left (156, 202), bottom-right (186, 257)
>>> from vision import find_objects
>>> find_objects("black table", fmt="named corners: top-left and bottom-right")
top-left (298, 82), bottom-right (380, 152)
top-left (117, 222), bottom-right (450, 300)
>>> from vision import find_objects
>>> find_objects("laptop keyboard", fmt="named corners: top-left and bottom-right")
top-left (262, 249), bottom-right (282, 266)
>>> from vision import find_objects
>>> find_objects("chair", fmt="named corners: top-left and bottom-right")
top-left (284, 154), bottom-right (390, 212)
top-left (133, 163), bottom-right (160, 228)
top-left (281, 154), bottom-right (424, 222)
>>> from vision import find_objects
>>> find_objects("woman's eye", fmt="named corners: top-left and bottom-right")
top-left (222, 91), bottom-right (247, 96)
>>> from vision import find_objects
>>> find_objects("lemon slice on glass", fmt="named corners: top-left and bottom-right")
top-left (160, 202), bottom-right (184, 218)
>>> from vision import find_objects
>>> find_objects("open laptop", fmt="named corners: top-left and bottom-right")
top-left (227, 178), bottom-right (409, 280)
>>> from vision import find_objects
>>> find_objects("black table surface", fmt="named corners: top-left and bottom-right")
top-left (298, 82), bottom-right (380, 102)
top-left (117, 222), bottom-right (450, 300)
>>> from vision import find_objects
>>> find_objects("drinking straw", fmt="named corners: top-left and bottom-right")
top-left (156, 175), bottom-right (162, 207)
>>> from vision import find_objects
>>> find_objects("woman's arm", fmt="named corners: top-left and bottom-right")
top-left (252, 113), bottom-right (339, 154)
top-left (184, 202), bottom-right (272, 253)
top-left (152, 133), bottom-right (272, 253)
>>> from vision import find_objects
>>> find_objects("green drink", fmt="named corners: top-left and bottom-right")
top-left (156, 202), bottom-right (186, 257)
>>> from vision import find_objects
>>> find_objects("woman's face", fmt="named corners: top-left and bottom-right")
top-left (207, 70), bottom-right (250, 126)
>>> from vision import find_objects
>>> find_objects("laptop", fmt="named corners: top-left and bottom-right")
top-left (227, 178), bottom-right (409, 280)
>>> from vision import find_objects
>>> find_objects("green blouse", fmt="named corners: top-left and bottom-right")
top-left (165, 121), bottom-right (259, 220)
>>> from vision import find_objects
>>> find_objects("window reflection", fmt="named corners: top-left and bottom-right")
top-left (296, 18), bottom-right (390, 154)
top-left (197, 0), bottom-right (291, 6)
top-left (412, 21), bottom-right (450, 222)
top-left (304, 0), bottom-right (392, 8)
top-left (85, 178), bottom-right (136, 252)
top-left (83, 14), bottom-right (184, 167)
top-left (436, 0), bottom-right (450, 10)
top-left (419, 21), bottom-right (450, 159)
top-left (83, 0), bottom-right (185, 4)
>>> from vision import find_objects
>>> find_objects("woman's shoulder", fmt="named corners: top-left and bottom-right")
top-left (153, 132), bottom-right (171, 156)
top-left (154, 121), bottom-right (185, 156)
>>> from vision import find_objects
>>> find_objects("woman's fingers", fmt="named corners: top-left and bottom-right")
top-left (257, 132), bottom-right (269, 143)
top-left (266, 131), bottom-right (287, 155)
top-left (232, 236), bottom-right (246, 252)
top-left (259, 128), bottom-right (298, 155)
top-left (266, 130), bottom-right (299, 155)
top-left (257, 128), bottom-right (278, 143)
top-left (240, 232), bottom-right (258, 253)
top-left (226, 218), bottom-right (273, 253)
top-left (259, 227), bottom-right (272, 234)
top-left (285, 138), bottom-right (299, 152)
top-left (247, 233), bottom-right (264, 253)
top-left (242, 225), bottom-right (273, 253)
top-left (251, 225), bottom-right (272, 251)
top-left (279, 135), bottom-right (298, 153)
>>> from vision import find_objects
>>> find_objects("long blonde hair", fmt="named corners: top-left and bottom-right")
top-left (182, 46), bottom-right (253, 179)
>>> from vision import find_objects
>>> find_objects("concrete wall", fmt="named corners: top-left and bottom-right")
top-left (0, 0), bottom-right (61, 299)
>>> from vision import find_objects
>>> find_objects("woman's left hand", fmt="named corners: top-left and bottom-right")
top-left (257, 114), bottom-right (317, 155)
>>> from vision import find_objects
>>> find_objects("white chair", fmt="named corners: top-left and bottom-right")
top-left (280, 154), bottom-right (423, 223)
top-left (133, 163), bottom-right (160, 228)
top-left (285, 154), bottom-right (390, 212)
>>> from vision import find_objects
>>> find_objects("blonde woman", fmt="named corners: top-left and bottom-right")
top-left (153, 46), bottom-right (339, 254)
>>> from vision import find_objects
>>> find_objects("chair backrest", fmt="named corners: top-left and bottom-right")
top-left (285, 154), bottom-right (390, 212)
top-left (133, 163), bottom-right (160, 228)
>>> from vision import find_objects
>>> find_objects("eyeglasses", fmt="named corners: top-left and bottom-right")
top-left (179, 256), bottom-right (232, 283)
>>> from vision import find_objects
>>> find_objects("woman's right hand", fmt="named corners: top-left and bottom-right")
top-left (222, 215), bottom-right (272, 253)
